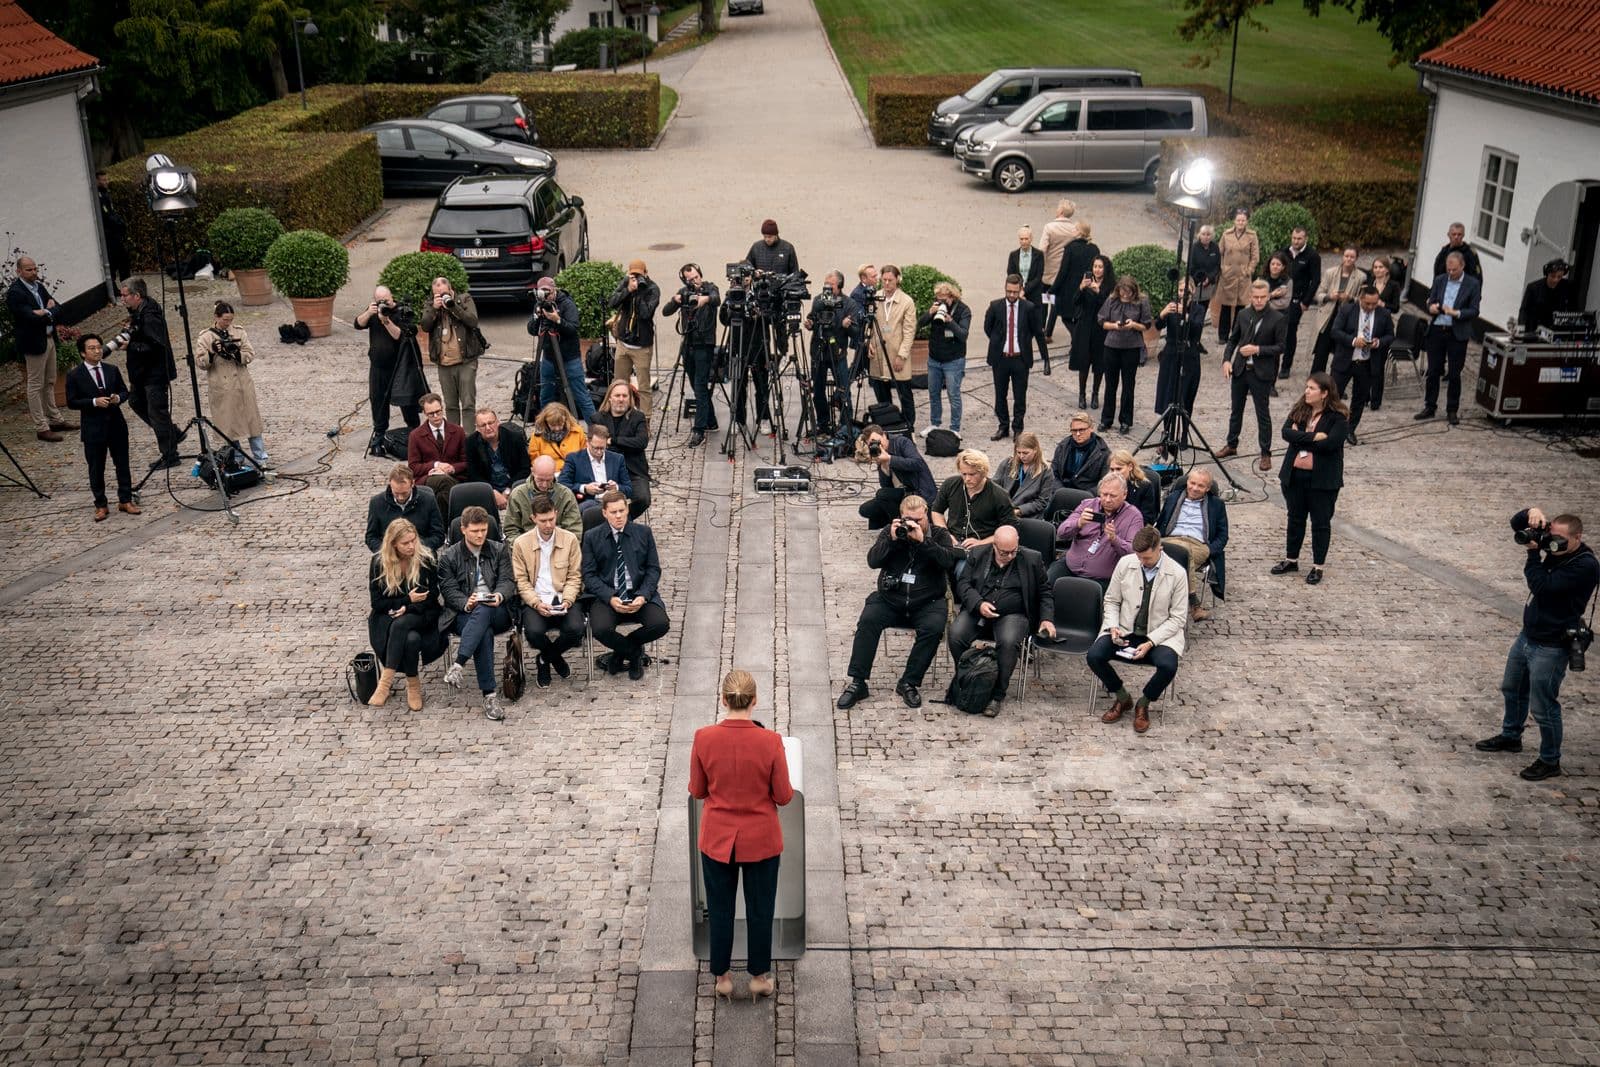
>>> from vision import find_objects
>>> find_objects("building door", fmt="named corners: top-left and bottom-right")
top-left (1525, 180), bottom-right (1600, 310)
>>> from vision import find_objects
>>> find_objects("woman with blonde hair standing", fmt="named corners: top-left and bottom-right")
top-left (197, 300), bottom-right (269, 468)
top-left (689, 669), bottom-right (794, 1001)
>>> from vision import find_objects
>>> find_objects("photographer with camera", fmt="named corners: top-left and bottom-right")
top-left (662, 264), bottom-right (722, 446)
top-left (196, 300), bottom-right (269, 469)
top-left (918, 281), bottom-right (971, 437)
top-left (118, 279), bottom-right (182, 470)
top-left (357, 285), bottom-right (424, 452)
top-left (421, 277), bottom-right (483, 430)
top-left (608, 260), bottom-right (661, 418)
top-left (805, 270), bottom-right (862, 438)
top-left (719, 263), bottom-right (773, 433)
top-left (837, 494), bottom-right (964, 711)
top-left (1477, 509), bottom-right (1598, 782)
top-left (527, 277), bottom-right (597, 423)
top-left (855, 423), bottom-right (936, 531)
top-left (746, 219), bottom-right (800, 277)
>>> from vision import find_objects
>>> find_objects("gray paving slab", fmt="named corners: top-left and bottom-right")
top-left (712, 995), bottom-right (776, 1067)
top-left (632, 970), bottom-right (698, 1050)
top-left (796, 1043), bottom-right (860, 1067)
top-left (794, 952), bottom-right (857, 1044)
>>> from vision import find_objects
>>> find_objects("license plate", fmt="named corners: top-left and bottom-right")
top-left (458, 247), bottom-right (499, 259)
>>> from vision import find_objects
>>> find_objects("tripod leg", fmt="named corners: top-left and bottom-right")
top-left (0, 438), bottom-right (47, 498)
top-left (649, 335), bottom-right (690, 461)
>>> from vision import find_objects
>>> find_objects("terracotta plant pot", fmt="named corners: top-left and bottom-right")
top-left (233, 268), bottom-right (273, 307)
top-left (288, 295), bottom-right (336, 338)
top-left (53, 371), bottom-right (68, 409)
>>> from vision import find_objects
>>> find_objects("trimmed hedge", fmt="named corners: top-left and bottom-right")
top-left (555, 259), bottom-right (625, 339)
top-left (379, 252), bottom-right (471, 316)
top-left (1246, 201), bottom-right (1319, 274)
top-left (552, 27), bottom-right (655, 70)
top-left (898, 264), bottom-right (959, 340)
top-left (1110, 245), bottom-right (1180, 307)
top-left (868, 73), bottom-right (984, 147)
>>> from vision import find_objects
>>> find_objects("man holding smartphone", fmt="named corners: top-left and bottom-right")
top-left (512, 494), bottom-right (586, 689)
top-left (581, 491), bottom-right (670, 681)
top-left (439, 506), bottom-right (516, 720)
top-left (560, 422), bottom-right (633, 524)
top-left (1086, 527), bottom-right (1190, 734)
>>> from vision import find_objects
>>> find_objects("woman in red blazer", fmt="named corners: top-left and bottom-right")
top-left (689, 669), bottom-right (795, 1000)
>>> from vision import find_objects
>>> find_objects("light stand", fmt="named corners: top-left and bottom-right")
top-left (1133, 158), bottom-right (1247, 496)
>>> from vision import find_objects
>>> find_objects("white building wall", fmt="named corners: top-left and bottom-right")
top-left (0, 85), bottom-right (104, 306)
top-left (1415, 82), bottom-right (1600, 327)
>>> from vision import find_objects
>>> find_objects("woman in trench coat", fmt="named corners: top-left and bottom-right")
top-left (196, 300), bottom-right (269, 467)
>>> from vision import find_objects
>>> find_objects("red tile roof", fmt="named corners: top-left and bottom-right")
top-left (1418, 0), bottom-right (1600, 105)
top-left (0, 0), bottom-right (98, 89)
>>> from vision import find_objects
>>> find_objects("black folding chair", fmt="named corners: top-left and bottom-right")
top-left (1388, 311), bottom-right (1429, 387)
top-left (1020, 576), bottom-right (1101, 706)
top-left (1047, 486), bottom-right (1093, 524)
top-left (1015, 518), bottom-right (1057, 563)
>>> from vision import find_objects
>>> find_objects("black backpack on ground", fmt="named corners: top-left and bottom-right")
top-left (924, 428), bottom-right (960, 457)
top-left (945, 646), bottom-right (1000, 714)
top-left (511, 361), bottom-right (540, 422)
top-left (197, 448), bottom-right (263, 493)
top-left (381, 428), bottom-right (411, 460)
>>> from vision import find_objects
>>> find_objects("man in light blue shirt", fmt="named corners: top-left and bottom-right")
top-left (1416, 251), bottom-right (1481, 426)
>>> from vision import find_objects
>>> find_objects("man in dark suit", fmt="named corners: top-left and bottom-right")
top-left (465, 407), bottom-right (530, 509)
top-left (983, 274), bottom-right (1049, 441)
top-left (947, 526), bottom-right (1056, 718)
top-left (581, 491), bottom-right (670, 680)
top-left (1431, 221), bottom-right (1483, 282)
top-left (407, 392), bottom-right (467, 517)
top-left (364, 464), bottom-right (445, 552)
top-left (64, 333), bottom-right (140, 521)
top-left (1330, 286), bottom-right (1395, 443)
top-left (1006, 226), bottom-right (1046, 310)
top-left (118, 279), bottom-right (182, 469)
top-left (1417, 252), bottom-right (1482, 425)
top-left (1281, 226), bottom-right (1321, 379)
top-left (6, 255), bottom-right (75, 441)
top-left (559, 422), bottom-right (633, 524)
top-left (1215, 280), bottom-right (1288, 472)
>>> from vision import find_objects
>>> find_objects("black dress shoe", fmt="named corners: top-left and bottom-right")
top-left (1089, 391), bottom-right (1099, 408)
top-left (1270, 560), bottom-right (1299, 575)
top-left (535, 655), bottom-right (551, 689)
top-left (1277, 369), bottom-right (1291, 380)
top-left (628, 656), bottom-right (645, 681)
top-left (836, 679), bottom-right (868, 709)
top-left (1078, 393), bottom-right (1088, 408)
top-left (1413, 409), bottom-right (1436, 421)
top-left (1447, 411), bottom-right (1460, 426)
top-left (1097, 423), bottom-right (1112, 433)
top-left (604, 653), bottom-right (627, 675)
top-left (1369, 401), bottom-right (1382, 411)
top-left (1520, 759), bottom-right (1561, 781)
top-left (1347, 432), bottom-right (1359, 446)
top-left (687, 431), bottom-right (705, 447)
top-left (896, 680), bottom-right (922, 708)
top-left (982, 696), bottom-right (1003, 718)
top-left (149, 454), bottom-right (182, 471)
top-left (1475, 734), bottom-right (1522, 753)
top-left (1305, 566), bottom-right (1323, 585)
top-left (549, 653), bottom-right (571, 679)
top-left (989, 428), bottom-right (1009, 441)
top-left (1118, 423), bottom-right (1132, 434)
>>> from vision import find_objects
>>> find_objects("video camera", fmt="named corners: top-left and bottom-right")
top-left (211, 331), bottom-right (245, 364)
top-left (812, 289), bottom-right (843, 328)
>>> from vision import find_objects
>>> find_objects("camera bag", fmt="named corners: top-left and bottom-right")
top-left (501, 631), bottom-right (525, 701)
top-left (380, 429), bottom-right (412, 461)
top-left (944, 646), bottom-right (1000, 714)
top-left (925, 428), bottom-right (960, 457)
top-left (197, 449), bottom-right (262, 493)
top-left (346, 652), bottom-right (379, 703)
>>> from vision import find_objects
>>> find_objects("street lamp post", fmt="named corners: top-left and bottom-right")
top-left (644, 4), bottom-right (660, 73)
top-left (292, 17), bottom-right (320, 110)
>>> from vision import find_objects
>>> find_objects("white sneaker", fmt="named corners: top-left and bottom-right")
top-left (758, 420), bottom-right (773, 436)
top-left (444, 661), bottom-right (464, 688)
top-left (483, 693), bottom-right (504, 721)
top-left (920, 425), bottom-right (934, 437)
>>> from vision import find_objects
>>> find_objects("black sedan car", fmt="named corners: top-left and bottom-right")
top-left (420, 175), bottom-right (589, 303)
top-left (360, 119), bottom-right (555, 195)
top-left (425, 94), bottom-right (538, 145)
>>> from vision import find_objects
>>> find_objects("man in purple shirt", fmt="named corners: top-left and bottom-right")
top-left (1047, 473), bottom-right (1145, 588)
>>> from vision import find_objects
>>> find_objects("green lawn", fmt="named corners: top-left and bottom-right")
top-left (814, 0), bottom-right (1417, 108)
top-left (659, 85), bottom-right (679, 130)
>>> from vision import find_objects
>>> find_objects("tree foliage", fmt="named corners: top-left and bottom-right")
top-left (385, 0), bottom-right (569, 81)
top-left (1179, 0), bottom-right (1491, 67)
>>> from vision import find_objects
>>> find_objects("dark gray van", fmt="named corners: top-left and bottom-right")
top-left (927, 68), bottom-right (1142, 149)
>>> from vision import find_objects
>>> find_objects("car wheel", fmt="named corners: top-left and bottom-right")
top-left (578, 222), bottom-right (590, 263)
top-left (994, 159), bottom-right (1032, 194)
top-left (1144, 160), bottom-right (1160, 189)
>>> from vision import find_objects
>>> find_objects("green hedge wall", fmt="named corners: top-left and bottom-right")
top-left (482, 73), bottom-right (659, 149)
top-left (867, 73), bottom-right (984, 147)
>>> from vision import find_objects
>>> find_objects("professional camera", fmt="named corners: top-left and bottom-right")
top-left (677, 283), bottom-right (704, 307)
top-left (867, 439), bottom-right (882, 459)
top-left (1515, 525), bottom-right (1570, 554)
top-left (211, 331), bottom-right (245, 364)
top-left (103, 329), bottom-right (133, 353)
top-left (386, 299), bottom-right (418, 335)
top-left (1567, 624), bottom-right (1594, 671)
top-left (725, 262), bottom-right (755, 284)
top-left (812, 289), bottom-right (842, 328)
top-left (892, 518), bottom-right (910, 541)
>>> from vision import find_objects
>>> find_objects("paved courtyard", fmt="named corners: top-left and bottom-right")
top-left (3, 0), bottom-right (1600, 1064)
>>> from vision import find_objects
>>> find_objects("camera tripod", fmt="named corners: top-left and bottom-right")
top-left (849, 307), bottom-right (888, 427)
top-left (0, 437), bottom-right (46, 498)
top-left (650, 314), bottom-right (697, 461)
top-left (716, 307), bottom-right (766, 457)
top-left (766, 315), bottom-right (813, 465)
top-left (370, 328), bottom-right (428, 453)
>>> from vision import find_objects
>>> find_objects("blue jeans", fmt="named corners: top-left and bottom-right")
top-left (453, 603), bottom-right (511, 694)
top-left (926, 359), bottom-right (965, 431)
top-left (540, 357), bottom-right (597, 421)
top-left (1500, 631), bottom-right (1569, 764)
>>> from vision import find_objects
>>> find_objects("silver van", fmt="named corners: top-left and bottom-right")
top-left (926, 68), bottom-right (1142, 150)
top-left (955, 88), bottom-right (1208, 192)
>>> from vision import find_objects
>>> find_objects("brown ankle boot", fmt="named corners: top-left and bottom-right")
top-left (405, 676), bottom-right (424, 711)
top-left (368, 668), bottom-right (397, 706)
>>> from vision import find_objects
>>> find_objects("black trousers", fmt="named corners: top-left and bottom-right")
top-left (1282, 469), bottom-right (1339, 565)
top-left (1281, 302), bottom-right (1304, 374)
top-left (1046, 557), bottom-right (1110, 594)
top-left (947, 611), bottom-right (1031, 694)
top-left (590, 599), bottom-right (670, 662)
top-left (1087, 635), bottom-right (1180, 702)
top-left (84, 428), bottom-right (133, 507)
top-left (1099, 348), bottom-right (1139, 428)
top-left (701, 850), bottom-right (781, 977)
top-left (370, 356), bottom-right (421, 435)
top-left (1368, 351), bottom-right (1388, 408)
top-left (1216, 303), bottom-right (1240, 344)
top-left (521, 604), bottom-right (588, 658)
top-left (990, 358), bottom-right (1029, 433)
top-left (1225, 372), bottom-right (1274, 455)
top-left (375, 611), bottom-right (445, 675)
top-left (1309, 325), bottom-right (1334, 376)
top-left (686, 342), bottom-right (715, 431)
top-left (129, 376), bottom-right (180, 461)
top-left (870, 378), bottom-right (916, 431)
top-left (629, 475), bottom-right (652, 520)
top-left (1423, 326), bottom-right (1468, 413)
top-left (811, 346), bottom-right (852, 433)
top-left (847, 593), bottom-right (946, 686)
top-left (732, 338), bottom-right (771, 425)
top-left (1332, 360), bottom-right (1373, 431)
top-left (858, 485), bottom-right (906, 531)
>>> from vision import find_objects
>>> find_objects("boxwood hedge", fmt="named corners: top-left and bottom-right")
top-left (868, 74), bottom-right (984, 147)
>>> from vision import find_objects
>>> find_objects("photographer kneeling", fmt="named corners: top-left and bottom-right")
top-left (1477, 509), bottom-right (1598, 781)
top-left (837, 495), bottom-right (963, 710)
top-left (855, 424), bottom-right (936, 531)
top-left (806, 271), bottom-right (861, 438)
top-left (527, 278), bottom-right (597, 423)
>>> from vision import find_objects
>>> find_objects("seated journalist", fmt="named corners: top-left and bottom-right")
top-left (582, 490), bottom-right (670, 680)
top-left (947, 525), bottom-right (1056, 718)
top-left (365, 463), bottom-right (445, 553)
top-left (438, 505), bottom-right (516, 721)
top-left (1048, 472), bottom-right (1143, 589)
top-left (856, 423), bottom-right (937, 531)
top-left (465, 407), bottom-right (530, 509)
top-left (511, 492), bottom-right (587, 689)
top-left (504, 455), bottom-right (583, 543)
top-left (1086, 526), bottom-right (1189, 734)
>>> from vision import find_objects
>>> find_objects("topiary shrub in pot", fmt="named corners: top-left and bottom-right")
top-left (1110, 244), bottom-right (1180, 307)
top-left (264, 229), bottom-right (350, 337)
top-left (207, 207), bottom-right (284, 306)
top-left (1245, 201), bottom-right (1319, 274)
top-left (554, 259), bottom-right (624, 339)
top-left (377, 251), bottom-right (470, 320)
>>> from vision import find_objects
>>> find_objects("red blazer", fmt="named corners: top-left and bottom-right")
top-left (689, 719), bottom-right (794, 863)
top-left (407, 422), bottom-right (468, 482)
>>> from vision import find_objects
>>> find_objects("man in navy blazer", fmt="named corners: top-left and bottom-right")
top-left (983, 274), bottom-right (1049, 441)
top-left (1417, 252), bottom-right (1481, 425)
top-left (1329, 286), bottom-right (1395, 441)
top-left (560, 423), bottom-right (632, 522)
top-left (581, 491), bottom-right (669, 679)
top-left (64, 333), bottom-right (140, 520)
top-left (6, 255), bottom-right (75, 441)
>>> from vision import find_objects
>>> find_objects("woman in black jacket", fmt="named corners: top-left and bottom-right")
top-left (1069, 254), bottom-right (1114, 409)
top-left (1049, 222), bottom-right (1101, 342)
top-left (1272, 372), bottom-right (1350, 586)
top-left (368, 517), bottom-right (446, 710)
top-left (594, 379), bottom-right (651, 518)
top-left (1151, 278), bottom-right (1207, 451)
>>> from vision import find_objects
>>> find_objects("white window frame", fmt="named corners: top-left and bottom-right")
top-left (1475, 147), bottom-right (1518, 253)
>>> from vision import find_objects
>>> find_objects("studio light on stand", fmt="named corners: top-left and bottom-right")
top-left (145, 153), bottom-right (246, 522)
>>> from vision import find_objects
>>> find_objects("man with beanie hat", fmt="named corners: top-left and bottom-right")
top-left (746, 220), bottom-right (800, 276)
top-left (608, 259), bottom-right (661, 417)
